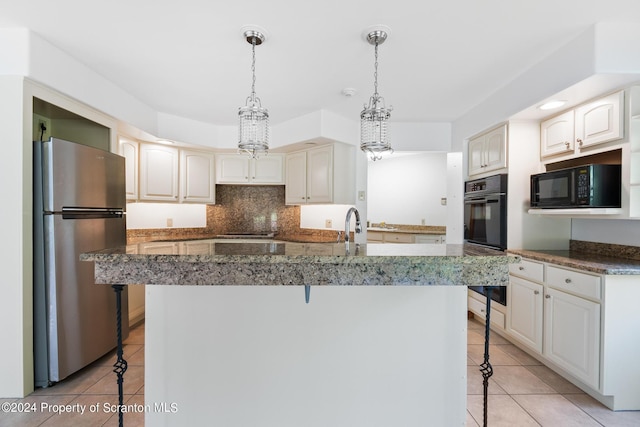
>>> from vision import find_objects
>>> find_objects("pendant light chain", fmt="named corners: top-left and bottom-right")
top-left (373, 40), bottom-right (379, 99)
top-left (250, 37), bottom-right (257, 103)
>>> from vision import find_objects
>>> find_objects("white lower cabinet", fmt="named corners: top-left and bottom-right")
top-left (507, 276), bottom-right (543, 353)
top-left (508, 259), bottom-right (601, 388)
top-left (504, 257), bottom-right (640, 409)
top-left (468, 293), bottom-right (506, 330)
top-left (544, 287), bottom-right (600, 389)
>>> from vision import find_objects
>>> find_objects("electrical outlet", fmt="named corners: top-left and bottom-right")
top-left (358, 190), bottom-right (366, 201)
top-left (325, 219), bottom-right (332, 228)
top-left (37, 118), bottom-right (50, 141)
top-left (421, 218), bottom-right (426, 225)
top-left (166, 218), bottom-right (173, 227)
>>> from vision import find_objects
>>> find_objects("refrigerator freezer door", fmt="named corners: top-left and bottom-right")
top-left (43, 213), bottom-right (127, 382)
top-left (42, 138), bottom-right (125, 212)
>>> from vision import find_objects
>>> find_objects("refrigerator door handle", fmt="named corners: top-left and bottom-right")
top-left (61, 207), bottom-right (124, 219)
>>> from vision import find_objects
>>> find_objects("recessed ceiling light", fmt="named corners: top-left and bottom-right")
top-left (341, 88), bottom-right (357, 97)
top-left (538, 100), bottom-right (567, 110)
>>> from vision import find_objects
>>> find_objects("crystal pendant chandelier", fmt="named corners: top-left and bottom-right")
top-left (360, 27), bottom-right (393, 161)
top-left (238, 28), bottom-right (270, 158)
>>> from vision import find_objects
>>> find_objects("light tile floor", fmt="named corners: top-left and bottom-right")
top-left (0, 323), bottom-right (145, 427)
top-left (466, 318), bottom-right (640, 426)
top-left (2, 320), bottom-right (640, 426)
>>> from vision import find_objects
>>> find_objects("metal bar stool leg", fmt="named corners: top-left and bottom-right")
top-left (112, 284), bottom-right (128, 427)
top-left (480, 286), bottom-right (495, 427)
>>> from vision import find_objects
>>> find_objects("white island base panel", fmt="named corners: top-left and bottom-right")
top-left (144, 285), bottom-right (468, 427)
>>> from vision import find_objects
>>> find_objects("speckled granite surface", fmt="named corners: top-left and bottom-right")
top-left (82, 241), bottom-right (517, 287)
top-left (368, 224), bottom-right (446, 235)
top-left (507, 240), bottom-right (640, 275)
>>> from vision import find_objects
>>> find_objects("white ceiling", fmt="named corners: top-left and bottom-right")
top-left (2, 0), bottom-right (640, 128)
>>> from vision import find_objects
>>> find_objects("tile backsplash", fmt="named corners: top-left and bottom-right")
top-left (128, 185), bottom-right (343, 243)
top-left (207, 185), bottom-right (296, 235)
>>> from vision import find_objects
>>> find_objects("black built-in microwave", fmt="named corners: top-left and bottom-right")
top-left (530, 164), bottom-right (621, 208)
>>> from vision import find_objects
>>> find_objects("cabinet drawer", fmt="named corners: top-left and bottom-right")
top-left (367, 231), bottom-right (384, 242)
top-left (509, 258), bottom-right (544, 283)
top-left (546, 265), bottom-right (601, 301)
top-left (385, 233), bottom-right (414, 243)
top-left (468, 296), bottom-right (505, 329)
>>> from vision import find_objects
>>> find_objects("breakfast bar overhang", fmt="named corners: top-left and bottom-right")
top-left (82, 240), bottom-right (518, 427)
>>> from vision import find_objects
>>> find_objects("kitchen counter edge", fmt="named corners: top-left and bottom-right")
top-left (507, 249), bottom-right (640, 275)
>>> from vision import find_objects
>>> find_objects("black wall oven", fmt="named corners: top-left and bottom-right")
top-left (464, 173), bottom-right (507, 305)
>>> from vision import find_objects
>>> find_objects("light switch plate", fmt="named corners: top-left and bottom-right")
top-left (358, 190), bottom-right (366, 201)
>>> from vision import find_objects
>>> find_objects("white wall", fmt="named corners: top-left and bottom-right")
top-left (126, 203), bottom-right (208, 229)
top-left (367, 152), bottom-right (448, 226)
top-left (571, 219), bottom-right (640, 245)
top-left (0, 76), bottom-right (31, 398)
top-left (446, 153), bottom-right (464, 244)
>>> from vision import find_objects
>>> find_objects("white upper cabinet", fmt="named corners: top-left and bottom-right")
top-left (180, 149), bottom-right (215, 203)
top-left (139, 143), bottom-right (180, 201)
top-left (468, 124), bottom-right (507, 177)
top-left (216, 154), bottom-right (283, 185)
top-left (251, 155), bottom-right (284, 183)
top-left (541, 110), bottom-right (575, 157)
top-left (306, 145), bottom-right (334, 203)
top-left (575, 91), bottom-right (624, 150)
top-left (540, 91), bottom-right (624, 160)
top-left (118, 138), bottom-right (139, 201)
top-left (284, 151), bottom-right (307, 203)
top-left (285, 144), bottom-right (355, 205)
top-left (216, 155), bottom-right (249, 183)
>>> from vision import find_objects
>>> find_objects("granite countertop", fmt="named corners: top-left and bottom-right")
top-left (507, 241), bottom-right (640, 275)
top-left (82, 240), bottom-right (517, 287)
top-left (367, 225), bottom-right (446, 235)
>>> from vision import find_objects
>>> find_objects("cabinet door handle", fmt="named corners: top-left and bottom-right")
top-left (565, 278), bottom-right (572, 284)
top-left (534, 290), bottom-right (540, 295)
top-left (545, 294), bottom-right (551, 299)
top-left (577, 138), bottom-right (583, 146)
top-left (564, 141), bottom-right (570, 148)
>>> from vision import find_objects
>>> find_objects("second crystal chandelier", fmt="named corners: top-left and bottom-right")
top-left (360, 27), bottom-right (393, 161)
top-left (238, 27), bottom-right (270, 158)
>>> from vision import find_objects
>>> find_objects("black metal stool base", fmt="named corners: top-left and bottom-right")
top-left (112, 284), bottom-right (128, 427)
top-left (480, 287), bottom-right (495, 427)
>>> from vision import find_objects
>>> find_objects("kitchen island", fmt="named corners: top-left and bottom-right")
top-left (82, 240), bottom-right (518, 427)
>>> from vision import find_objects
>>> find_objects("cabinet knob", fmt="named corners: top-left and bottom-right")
top-left (519, 266), bottom-right (525, 270)
top-left (534, 290), bottom-right (540, 295)
top-left (577, 138), bottom-right (583, 147)
top-left (564, 141), bottom-right (570, 148)
top-left (565, 278), bottom-right (572, 284)
top-left (545, 294), bottom-right (551, 299)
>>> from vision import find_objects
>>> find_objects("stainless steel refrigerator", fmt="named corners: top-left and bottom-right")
top-left (33, 137), bottom-right (128, 387)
